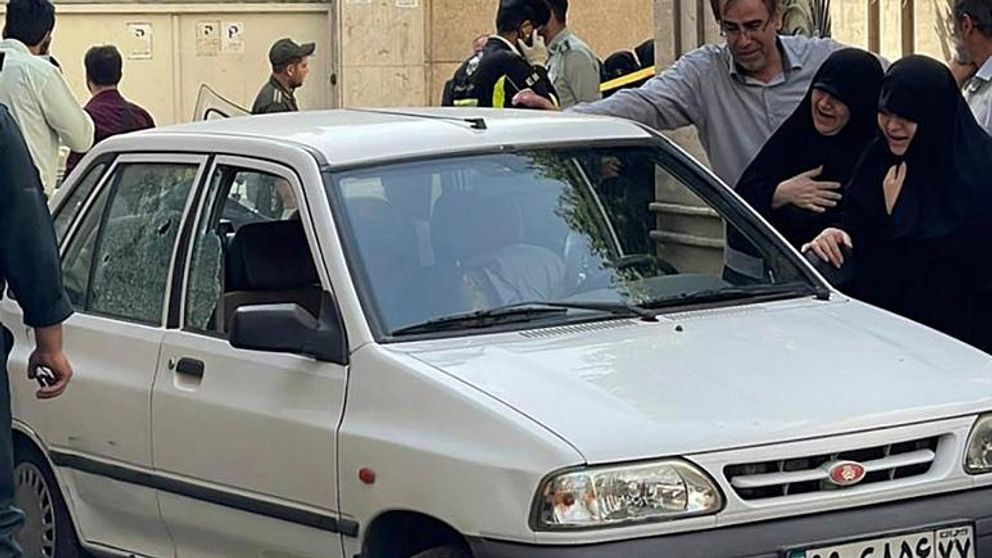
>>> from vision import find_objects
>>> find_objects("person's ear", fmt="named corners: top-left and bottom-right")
top-left (962, 14), bottom-right (976, 37)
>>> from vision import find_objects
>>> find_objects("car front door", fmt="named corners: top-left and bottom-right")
top-left (151, 157), bottom-right (347, 557)
top-left (3, 154), bottom-right (206, 556)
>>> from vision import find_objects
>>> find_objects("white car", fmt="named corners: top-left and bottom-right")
top-left (4, 109), bottom-right (992, 558)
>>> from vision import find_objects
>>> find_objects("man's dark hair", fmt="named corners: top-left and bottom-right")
top-left (709, 0), bottom-right (780, 22)
top-left (85, 45), bottom-right (123, 87)
top-left (545, 0), bottom-right (568, 24)
top-left (3, 0), bottom-right (55, 47)
top-left (955, 0), bottom-right (992, 36)
top-left (496, 0), bottom-right (551, 34)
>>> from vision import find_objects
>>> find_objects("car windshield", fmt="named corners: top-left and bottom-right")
top-left (325, 143), bottom-right (820, 338)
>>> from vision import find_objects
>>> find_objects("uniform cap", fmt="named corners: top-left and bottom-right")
top-left (269, 38), bottom-right (316, 68)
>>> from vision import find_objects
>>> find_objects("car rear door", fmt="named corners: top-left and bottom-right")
top-left (2, 154), bottom-right (207, 556)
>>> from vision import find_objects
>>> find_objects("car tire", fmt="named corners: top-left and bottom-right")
top-left (410, 544), bottom-right (472, 558)
top-left (13, 443), bottom-right (81, 558)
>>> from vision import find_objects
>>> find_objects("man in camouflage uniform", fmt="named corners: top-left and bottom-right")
top-left (251, 38), bottom-right (315, 114)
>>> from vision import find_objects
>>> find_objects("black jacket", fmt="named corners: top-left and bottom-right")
top-left (0, 105), bottom-right (73, 331)
top-left (251, 77), bottom-right (299, 115)
top-left (463, 37), bottom-right (558, 108)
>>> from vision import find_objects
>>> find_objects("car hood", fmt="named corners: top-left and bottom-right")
top-left (395, 298), bottom-right (992, 463)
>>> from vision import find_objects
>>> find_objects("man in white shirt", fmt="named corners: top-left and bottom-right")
top-left (0, 0), bottom-right (94, 197)
top-left (950, 0), bottom-right (992, 136)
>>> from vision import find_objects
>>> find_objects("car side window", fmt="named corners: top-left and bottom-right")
top-left (61, 163), bottom-right (199, 324)
top-left (52, 161), bottom-right (109, 246)
top-left (185, 166), bottom-right (315, 336)
top-left (61, 181), bottom-right (112, 308)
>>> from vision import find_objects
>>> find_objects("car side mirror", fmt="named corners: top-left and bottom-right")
top-left (228, 292), bottom-right (348, 364)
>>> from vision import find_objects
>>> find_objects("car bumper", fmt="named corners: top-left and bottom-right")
top-left (469, 487), bottom-right (992, 558)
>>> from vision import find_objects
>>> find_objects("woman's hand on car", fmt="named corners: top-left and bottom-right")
top-left (802, 227), bottom-right (853, 269)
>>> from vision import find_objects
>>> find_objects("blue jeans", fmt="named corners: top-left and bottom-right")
top-left (0, 327), bottom-right (24, 558)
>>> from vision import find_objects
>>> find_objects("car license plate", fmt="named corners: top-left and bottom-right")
top-left (787, 525), bottom-right (975, 558)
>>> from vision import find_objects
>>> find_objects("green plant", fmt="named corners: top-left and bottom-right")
top-left (782, 0), bottom-right (833, 38)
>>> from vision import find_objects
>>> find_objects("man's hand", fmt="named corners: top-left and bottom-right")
top-left (28, 325), bottom-right (72, 400)
top-left (772, 166), bottom-right (842, 213)
top-left (950, 59), bottom-right (978, 88)
top-left (802, 227), bottom-right (853, 269)
top-left (518, 31), bottom-right (548, 66)
top-left (512, 89), bottom-right (557, 110)
top-left (883, 162), bottom-right (907, 215)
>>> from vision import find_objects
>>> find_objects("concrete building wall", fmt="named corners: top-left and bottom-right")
top-left (43, 3), bottom-right (336, 126)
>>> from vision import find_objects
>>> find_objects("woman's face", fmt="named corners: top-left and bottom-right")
top-left (810, 88), bottom-right (851, 137)
top-left (877, 111), bottom-right (919, 156)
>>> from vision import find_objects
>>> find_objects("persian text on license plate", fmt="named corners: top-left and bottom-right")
top-left (788, 525), bottom-right (974, 558)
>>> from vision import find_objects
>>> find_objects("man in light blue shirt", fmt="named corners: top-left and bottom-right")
top-left (950, 0), bottom-right (992, 136)
top-left (515, 0), bottom-right (843, 277)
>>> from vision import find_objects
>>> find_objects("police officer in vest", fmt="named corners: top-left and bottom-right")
top-left (252, 38), bottom-right (315, 114)
top-left (0, 104), bottom-right (73, 557)
top-left (540, 0), bottom-right (601, 108)
top-left (448, 0), bottom-right (558, 108)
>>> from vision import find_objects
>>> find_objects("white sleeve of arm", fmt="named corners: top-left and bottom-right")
top-left (41, 72), bottom-right (94, 152)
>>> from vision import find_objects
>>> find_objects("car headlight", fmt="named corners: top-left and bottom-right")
top-left (965, 414), bottom-right (992, 474)
top-left (532, 460), bottom-right (723, 530)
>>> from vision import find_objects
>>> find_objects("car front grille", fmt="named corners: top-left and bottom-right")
top-left (724, 436), bottom-right (940, 501)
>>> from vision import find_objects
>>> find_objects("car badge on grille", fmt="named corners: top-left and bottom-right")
top-left (825, 460), bottom-right (867, 487)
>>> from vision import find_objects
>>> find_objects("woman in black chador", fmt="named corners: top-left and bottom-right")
top-left (736, 48), bottom-right (884, 250)
top-left (807, 55), bottom-right (992, 354)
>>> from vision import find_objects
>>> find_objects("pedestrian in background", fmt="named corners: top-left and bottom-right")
top-left (65, 45), bottom-right (155, 177)
top-left (448, 0), bottom-right (558, 108)
top-left (251, 38), bottom-right (315, 114)
top-left (0, 0), bottom-right (93, 197)
top-left (539, 0), bottom-right (601, 108)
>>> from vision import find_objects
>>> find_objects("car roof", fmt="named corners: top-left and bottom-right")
top-left (135, 108), bottom-right (655, 169)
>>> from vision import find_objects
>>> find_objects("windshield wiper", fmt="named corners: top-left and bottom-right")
top-left (391, 301), bottom-right (657, 336)
top-left (639, 283), bottom-right (820, 310)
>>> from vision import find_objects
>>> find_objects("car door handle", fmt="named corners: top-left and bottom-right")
top-left (174, 358), bottom-right (205, 378)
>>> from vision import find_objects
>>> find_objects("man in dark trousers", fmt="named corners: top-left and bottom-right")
top-left (65, 44), bottom-right (156, 177)
top-left (252, 38), bottom-right (315, 114)
top-left (0, 104), bottom-right (73, 557)
top-left (447, 0), bottom-right (558, 108)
